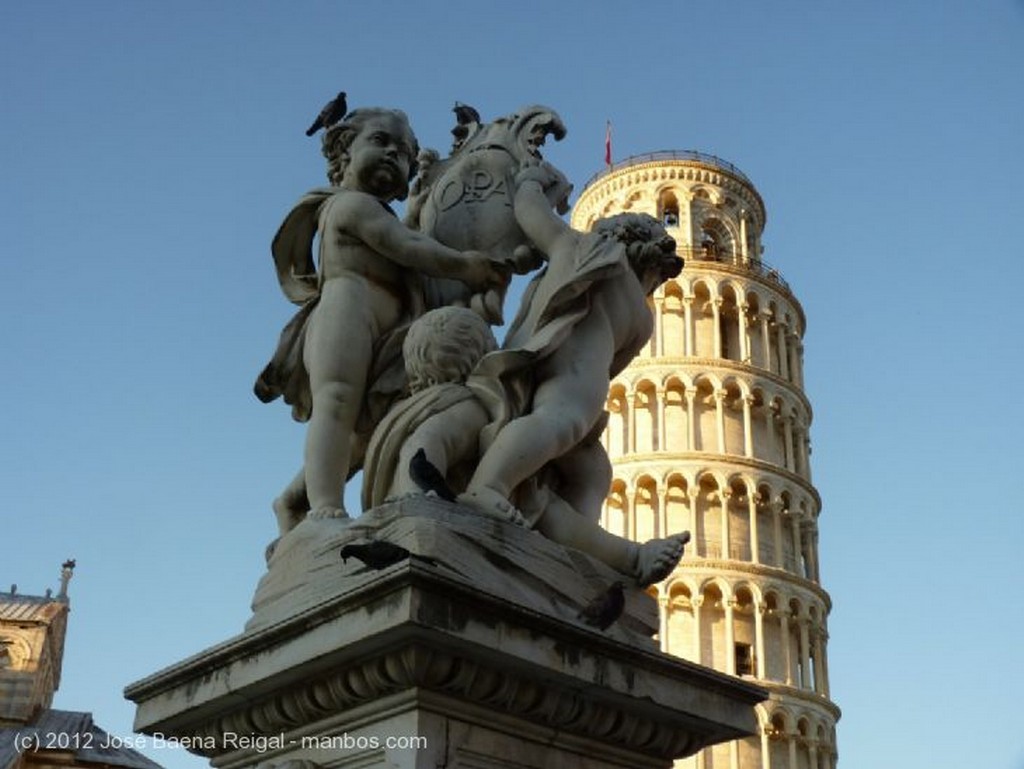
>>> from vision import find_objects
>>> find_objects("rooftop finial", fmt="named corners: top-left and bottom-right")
top-left (58, 559), bottom-right (76, 600)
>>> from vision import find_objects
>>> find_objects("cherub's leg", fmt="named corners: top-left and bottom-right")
top-left (391, 401), bottom-right (487, 500)
top-left (273, 468), bottom-right (309, 536)
top-left (469, 356), bottom-right (608, 500)
top-left (552, 426), bottom-right (612, 524)
top-left (304, 378), bottom-right (367, 519)
top-left (537, 493), bottom-right (636, 572)
top-left (466, 412), bottom-right (559, 499)
top-left (303, 295), bottom-right (376, 519)
top-left (461, 398), bottom-right (592, 526)
top-left (537, 493), bottom-right (689, 586)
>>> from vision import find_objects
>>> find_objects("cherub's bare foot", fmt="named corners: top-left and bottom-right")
top-left (308, 505), bottom-right (351, 521)
top-left (634, 531), bottom-right (691, 586)
top-left (458, 486), bottom-right (527, 527)
top-left (273, 495), bottom-right (307, 537)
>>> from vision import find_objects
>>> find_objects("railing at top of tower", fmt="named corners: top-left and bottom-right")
top-left (679, 246), bottom-right (791, 292)
top-left (581, 149), bottom-right (754, 191)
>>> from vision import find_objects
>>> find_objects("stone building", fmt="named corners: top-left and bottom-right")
top-left (0, 563), bottom-right (160, 769)
top-left (572, 151), bottom-right (840, 769)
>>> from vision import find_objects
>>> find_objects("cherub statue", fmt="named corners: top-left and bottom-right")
top-left (255, 108), bottom-right (507, 530)
top-left (362, 306), bottom-right (688, 586)
top-left (457, 162), bottom-right (684, 522)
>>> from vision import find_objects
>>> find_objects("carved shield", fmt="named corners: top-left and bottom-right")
top-left (415, 105), bottom-right (567, 322)
top-left (422, 147), bottom-right (521, 255)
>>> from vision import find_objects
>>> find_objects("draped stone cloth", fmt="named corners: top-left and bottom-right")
top-left (470, 227), bottom-right (629, 447)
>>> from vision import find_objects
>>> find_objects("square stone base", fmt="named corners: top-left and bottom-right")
top-left (125, 500), bottom-right (764, 769)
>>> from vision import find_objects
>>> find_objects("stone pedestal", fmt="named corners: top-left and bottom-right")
top-left (125, 499), bottom-right (764, 769)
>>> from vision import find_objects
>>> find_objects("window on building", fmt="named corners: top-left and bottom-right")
top-left (701, 232), bottom-right (719, 259)
top-left (735, 642), bottom-right (754, 676)
top-left (719, 314), bottom-right (731, 360)
top-left (660, 194), bottom-right (680, 227)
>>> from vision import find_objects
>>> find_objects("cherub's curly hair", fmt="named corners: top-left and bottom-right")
top-left (322, 108), bottom-right (421, 199)
top-left (591, 213), bottom-right (662, 245)
top-left (403, 307), bottom-right (497, 391)
top-left (593, 213), bottom-right (682, 284)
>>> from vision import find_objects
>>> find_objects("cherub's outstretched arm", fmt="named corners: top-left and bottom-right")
top-left (512, 163), bottom-right (574, 255)
top-left (337, 193), bottom-right (507, 290)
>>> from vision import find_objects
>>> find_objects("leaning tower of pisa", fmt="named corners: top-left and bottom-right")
top-left (571, 151), bottom-right (840, 769)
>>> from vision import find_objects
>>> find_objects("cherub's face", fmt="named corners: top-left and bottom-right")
top-left (627, 222), bottom-right (681, 294)
top-left (343, 116), bottom-right (416, 200)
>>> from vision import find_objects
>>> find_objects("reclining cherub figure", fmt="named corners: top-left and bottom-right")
top-left (362, 303), bottom-right (687, 587)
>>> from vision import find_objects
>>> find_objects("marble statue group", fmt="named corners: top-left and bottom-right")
top-left (255, 102), bottom-right (690, 587)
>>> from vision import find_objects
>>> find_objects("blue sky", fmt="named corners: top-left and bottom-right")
top-left (2, 3), bottom-right (1022, 768)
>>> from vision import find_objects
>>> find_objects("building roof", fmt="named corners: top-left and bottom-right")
top-left (0, 709), bottom-right (163, 769)
top-left (0, 592), bottom-right (66, 624)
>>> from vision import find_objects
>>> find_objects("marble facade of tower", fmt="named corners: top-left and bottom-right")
top-left (571, 151), bottom-right (840, 769)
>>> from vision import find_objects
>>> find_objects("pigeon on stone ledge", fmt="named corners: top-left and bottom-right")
top-left (340, 541), bottom-right (410, 569)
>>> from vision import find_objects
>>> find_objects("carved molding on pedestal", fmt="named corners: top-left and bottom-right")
top-left (178, 641), bottom-right (716, 760)
top-left (126, 503), bottom-right (765, 765)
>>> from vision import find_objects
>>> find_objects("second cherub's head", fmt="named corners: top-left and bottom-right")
top-left (323, 108), bottom-right (420, 200)
top-left (593, 213), bottom-right (683, 291)
top-left (403, 307), bottom-right (498, 391)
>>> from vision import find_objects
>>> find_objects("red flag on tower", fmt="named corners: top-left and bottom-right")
top-left (604, 121), bottom-right (612, 168)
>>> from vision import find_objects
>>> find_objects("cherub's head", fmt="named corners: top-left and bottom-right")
top-left (403, 307), bottom-right (498, 391)
top-left (593, 213), bottom-right (682, 292)
top-left (323, 108), bottom-right (420, 200)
